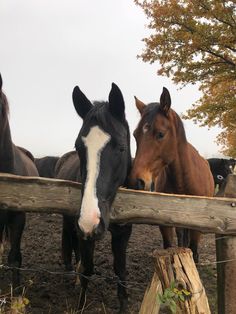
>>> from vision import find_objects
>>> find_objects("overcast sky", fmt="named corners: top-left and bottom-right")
top-left (0, 0), bottom-right (224, 158)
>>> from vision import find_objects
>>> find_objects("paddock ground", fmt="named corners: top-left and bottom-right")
top-left (0, 213), bottom-right (217, 313)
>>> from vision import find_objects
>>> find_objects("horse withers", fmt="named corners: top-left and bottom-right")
top-left (0, 73), bottom-right (39, 288)
top-left (129, 87), bottom-right (214, 263)
top-left (57, 83), bottom-right (132, 313)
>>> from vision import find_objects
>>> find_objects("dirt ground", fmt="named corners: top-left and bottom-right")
top-left (0, 213), bottom-right (217, 313)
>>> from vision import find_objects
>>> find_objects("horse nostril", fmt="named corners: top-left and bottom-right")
top-left (136, 179), bottom-right (145, 190)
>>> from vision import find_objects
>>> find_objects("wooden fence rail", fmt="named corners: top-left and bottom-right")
top-left (1, 172), bottom-right (236, 313)
top-left (0, 173), bottom-right (236, 234)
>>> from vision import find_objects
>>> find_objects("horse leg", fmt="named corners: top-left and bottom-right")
top-left (77, 238), bottom-right (95, 310)
top-left (71, 225), bottom-right (80, 285)
top-left (0, 211), bottom-right (7, 265)
top-left (7, 212), bottom-right (25, 289)
top-left (159, 226), bottom-right (174, 248)
top-left (176, 227), bottom-right (190, 247)
top-left (189, 230), bottom-right (201, 263)
top-left (109, 223), bottom-right (132, 314)
top-left (62, 215), bottom-right (75, 271)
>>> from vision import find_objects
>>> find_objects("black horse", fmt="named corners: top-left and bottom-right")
top-left (35, 156), bottom-right (59, 178)
top-left (207, 158), bottom-right (236, 189)
top-left (56, 83), bottom-right (132, 313)
top-left (0, 73), bottom-right (39, 288)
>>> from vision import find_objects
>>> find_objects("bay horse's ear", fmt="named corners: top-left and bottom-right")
top-left (108, 83), bottom-right (125, 120)
top-left (72, 86), bottom-right (93, 119)
top-left (160, 87), bottom-right (171, 115)
top-left (134, 96), bottom-right (146, 115)
top-left (0, 73), bottom-right (2, 90)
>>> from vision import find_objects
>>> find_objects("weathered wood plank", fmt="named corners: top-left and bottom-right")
top-left (0, 173), bottom-right (236, 234)
top-left (216, 175), bottom-right (236, 314)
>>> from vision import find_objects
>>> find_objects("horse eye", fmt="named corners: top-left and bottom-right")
top-left (156, 131), bottom-right (164, 140)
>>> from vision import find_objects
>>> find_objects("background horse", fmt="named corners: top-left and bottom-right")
top-left (35, 156), bottom-right (59, 178)
top-left (0, 73), bottom-right (39, 288)
top-left (55, 150), bottom-right (81, 272)
top-left (56, 83), bottom-right (132, 313)
top-left (129, 87), bottom-right (214, 263)
top-left (207, 158), bottom-right (236, 190)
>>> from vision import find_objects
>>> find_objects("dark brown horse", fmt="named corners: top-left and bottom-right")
top-left (35, 156), bottom-right (59, 178)
top-left (129, 87), bottom-right (214, 262)
top-left (0, 73), bottom-right (39, 287)
top-left (55, 150), bottom-right (81, 271)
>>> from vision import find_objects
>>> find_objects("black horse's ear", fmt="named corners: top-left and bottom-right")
top-left (72, 86), bottom-right (93, 119)
top-left (160, 87), bottom-right (171, 115)
top-left (108, 83), bottom-right (125, 120)
top-left (0, 73), bottom-right (2, 90)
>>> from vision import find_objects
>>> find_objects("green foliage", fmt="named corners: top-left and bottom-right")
top-left (158, 281), bottom-right (191, 313)
top-left (135, 0), bottom-right (236, 156)
top-left (0, 282), bottom-right (31, 314)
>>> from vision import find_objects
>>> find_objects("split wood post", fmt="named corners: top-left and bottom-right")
top-left (216, 174), bottom-right (236, 314)
top-left (140, 248), bottom-right (210, 314)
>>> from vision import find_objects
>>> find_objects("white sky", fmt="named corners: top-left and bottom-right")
top-left (0, 0), bottom-right (224, 158)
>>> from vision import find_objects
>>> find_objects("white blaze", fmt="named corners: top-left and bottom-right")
top-left (78, 126), bottom-right (111, 235)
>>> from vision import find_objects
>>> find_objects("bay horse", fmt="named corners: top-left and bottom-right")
top-left (0, 73), bottom-right (39, 288)
top-left (129, 87), bottom-right (214, 263)
top-left (57, 83), bottom-right (132, 313)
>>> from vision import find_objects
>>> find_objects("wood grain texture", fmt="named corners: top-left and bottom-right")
top-left (0, 173), bottom-right (236, 234)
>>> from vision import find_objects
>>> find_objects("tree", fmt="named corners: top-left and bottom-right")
top-left (134, 0), bottom-right (236, 156)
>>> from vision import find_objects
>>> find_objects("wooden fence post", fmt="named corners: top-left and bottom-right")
top-left (140, 248), bottom-right (210, 314)
top-left (216, 174), bottom-right (236, 314)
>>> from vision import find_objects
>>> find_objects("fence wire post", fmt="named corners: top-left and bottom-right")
top-left (216, 174), bottom-right (236, 314)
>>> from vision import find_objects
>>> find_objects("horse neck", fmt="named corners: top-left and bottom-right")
top-left (167, 142), bottom-right (193, 194)
top-left (0, 118), bottom-right (14, 172)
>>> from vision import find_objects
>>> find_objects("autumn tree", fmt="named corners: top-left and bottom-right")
top-left (135, 0), bottom-right (236, 156)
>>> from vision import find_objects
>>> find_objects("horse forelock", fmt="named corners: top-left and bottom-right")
top-left (139, 102), bottom-right (187, 143)
top-left (80, 101), bottom-right (130, 147)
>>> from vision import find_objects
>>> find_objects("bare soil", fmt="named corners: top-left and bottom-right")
top-left (0, 213), bottom-right (217, 313)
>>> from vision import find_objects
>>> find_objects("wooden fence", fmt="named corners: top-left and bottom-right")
top-left (0, 173), bottom-right (236, 313)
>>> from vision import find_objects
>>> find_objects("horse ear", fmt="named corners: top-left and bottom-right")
top-left (160, 87), bottom-right (171, 115)
top-left (72, 86), bottom-right (93, 119)
top-left (108, 83), bottom-right (125, 120)
top-left (0, 73), bottom-right (2, 90)
top-left (134, 96), bottom-right (146, 115)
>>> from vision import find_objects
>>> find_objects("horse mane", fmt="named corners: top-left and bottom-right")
top-left (143, 102), bottom-right (187, 143)
top-left (0, 91), bottom-right (10, 119)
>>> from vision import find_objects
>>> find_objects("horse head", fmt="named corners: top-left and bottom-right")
top-left (72, 83), bottom-right (131, 239)
top-left (129, 87), bottom-right (185, 191)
